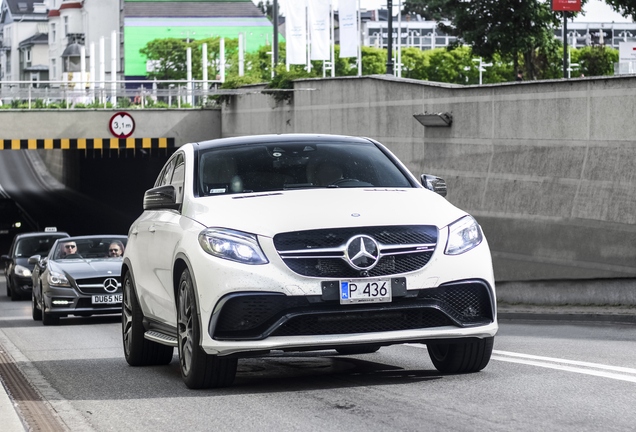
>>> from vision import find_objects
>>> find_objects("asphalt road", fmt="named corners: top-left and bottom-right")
top-left (1, 276), bottom-right (635, 432)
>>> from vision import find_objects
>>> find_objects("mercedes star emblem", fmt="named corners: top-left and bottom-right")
top-left (103, 278), bottom-right (119, 293)
top-left (345, 235), bottom-right (380, 270)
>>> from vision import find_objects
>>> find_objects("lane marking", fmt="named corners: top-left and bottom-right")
top-left (405, 344), bottom-right (636, 383)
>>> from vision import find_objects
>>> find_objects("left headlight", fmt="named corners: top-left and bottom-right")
top-left (14, 265), bottom-right (31, 277)
top-left (198, 228), bottom-right (269, 265)
top-left (445, 215), bottom-right (483, 255)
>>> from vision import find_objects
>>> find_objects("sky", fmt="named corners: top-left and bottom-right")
top-left (254, 0), bottom-right (633, 23)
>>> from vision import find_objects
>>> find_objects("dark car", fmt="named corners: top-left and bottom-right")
top-left (1, 230), bottom-right (70, 300)
top-left (30, 235), bottom-right (128, 325)
top-left (0, 199), bottom-right (38, 253)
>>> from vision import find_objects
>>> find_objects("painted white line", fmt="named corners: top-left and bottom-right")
top-left (493, 350), bottom-right (636, 375)
top-left (491, 356), bottom-right (636, 384)
top-left (406, 343), bottom-right (636, 383)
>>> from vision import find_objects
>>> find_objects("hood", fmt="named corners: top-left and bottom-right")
top-left (50, 259), bottom-right (123, 280)
top-left (185, 188), bottom-right (467, 238)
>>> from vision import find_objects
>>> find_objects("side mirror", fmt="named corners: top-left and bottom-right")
top-left (143, 185), bottom-right (180, 211)
top-left (420, 174), bottom-right (447, 197)
top-left (0, 254), bottom-right (10, 264)
top-left (28, 255), bottom-right (41, 266)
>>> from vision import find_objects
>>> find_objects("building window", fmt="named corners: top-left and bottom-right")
top-left (51, 23), bottom-right (56, 43)
top-left (51, 58), bottom-right (56, 79)
top-left (26, 49), bottom-right (31, 63)
top-left (64, 16), bottom-right (69, 37)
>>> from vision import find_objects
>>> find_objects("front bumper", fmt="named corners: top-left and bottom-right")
top-left (43, 287), bottom-right (122, 316)
top-left (10, 275), bottom-right (33, 295)
top-left (203, 279), bottom-right (497, 356)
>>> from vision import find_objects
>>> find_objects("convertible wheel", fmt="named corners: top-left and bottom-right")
top-left (177, 268), bottom-right (237, 389)
top-left (336, 344), bottom-right (381, 355)
top-left (427, 337), bottom-right (494, 374)
top-left (32, 290), bottom-right (42, 321)
top-left (122, 272), bottom-right (173, 366)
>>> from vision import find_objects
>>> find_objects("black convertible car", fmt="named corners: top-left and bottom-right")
top-left (30, 235), bottom-right (127, 325)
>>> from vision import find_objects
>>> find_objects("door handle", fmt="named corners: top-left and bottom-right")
top-left (148, 226), bottom-right (156, 233)
top-left (131, 228), bottom-right (139, 236)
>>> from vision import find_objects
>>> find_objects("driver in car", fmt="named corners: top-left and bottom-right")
top-left (61, 241), bottom-right (79, 258)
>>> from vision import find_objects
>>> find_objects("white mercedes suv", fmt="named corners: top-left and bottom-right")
top-left (122, 134), bottom-right (497, 389)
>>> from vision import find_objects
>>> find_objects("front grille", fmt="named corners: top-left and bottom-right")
top-left (274, 225), bottom-right (438, 278)
top-left (75, 277), bottom-right (121, 295)
top-left (212, 280), bottom-right (493, 340)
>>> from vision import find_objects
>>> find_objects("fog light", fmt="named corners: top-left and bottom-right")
top-left (52, 299), bottom-right (72, 306)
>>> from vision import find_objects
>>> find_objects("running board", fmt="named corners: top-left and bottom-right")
top-left (144, 330), bottom-right (178, 347)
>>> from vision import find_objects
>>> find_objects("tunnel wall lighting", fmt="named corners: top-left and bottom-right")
top-left (413, 112), bottom-right (453, 127)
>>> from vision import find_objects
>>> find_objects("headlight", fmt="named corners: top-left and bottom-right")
top-left (47, 271), bottom-right (71, 287)
top-left (14, 265), bottom-right (31, 277)
top-left (445, 216), bottom-right (483, 255)
top-left (198, 228), bottom-right (269, 265)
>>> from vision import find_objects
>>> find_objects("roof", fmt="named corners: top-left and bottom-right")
top-left (12, 232), bottom-right (69, 240)
top-left (124, 1), bottom-right (266, 18)
top-left (18, 32), bottom-right (48, 48)
top-left (4, 0), bottom-right (48, 15)
top-left (196, 134), bottom-right (373, 150)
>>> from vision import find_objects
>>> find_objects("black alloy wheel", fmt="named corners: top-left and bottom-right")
top-left (122, 271), bottom-right (173, 366)
top-left (177, 268), bottom-right (237, 389)
top-left (427, 337), bottom-right (494, 374)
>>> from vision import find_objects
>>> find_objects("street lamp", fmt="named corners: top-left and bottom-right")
top-left (472, 57), bottom-right (492, 85)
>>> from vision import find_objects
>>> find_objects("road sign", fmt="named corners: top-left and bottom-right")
top-left (109, 112), bottom-right (135, 138)
top-left (552, 0), bottom-right (581, 12)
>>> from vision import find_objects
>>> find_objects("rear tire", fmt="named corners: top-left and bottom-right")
top-left (178, 268), bottom-right (237, 389)
top-left (336, 344), bottom-right (381, 355)
top-left (427, 337), bottom-right (494, 374)
top-left (32, 290), bottom-right (42, 321)
top-left (122, 271), bottom-right (174, 366)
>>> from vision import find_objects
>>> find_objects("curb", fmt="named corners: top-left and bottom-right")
top-left (498, 312), bottom-right (636, 325)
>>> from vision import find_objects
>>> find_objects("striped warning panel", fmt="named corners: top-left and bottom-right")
top-left (0, 138), bottom-right (175, 149)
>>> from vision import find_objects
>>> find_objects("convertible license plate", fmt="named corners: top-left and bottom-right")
top-left (92, 294), bottom-right (122, 305)
top-left (340, 279), bottom-right (392, 304)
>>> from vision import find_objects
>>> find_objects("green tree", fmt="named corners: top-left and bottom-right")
top-left (577, 45), bottom-right (618, 76)
top-left (140, 38), bottom-right (189, 81)
top-left (604, 0), bottom-right (636, 18)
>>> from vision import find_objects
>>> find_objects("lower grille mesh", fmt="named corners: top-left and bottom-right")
top-left (213, 281), bottom-right (493, 340)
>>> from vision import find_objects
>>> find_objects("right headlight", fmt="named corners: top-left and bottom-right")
top-left (445, 215), bottom-right (483, 255)
top-left (14, 265), bottom-right (31, 277)
top-left (198, 228), bottom-right (269, 265)
top-left (47, 271), bottom-right (71, 287)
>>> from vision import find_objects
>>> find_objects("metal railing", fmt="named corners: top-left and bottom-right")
top-left (0, 79), bottom-right (228, 109)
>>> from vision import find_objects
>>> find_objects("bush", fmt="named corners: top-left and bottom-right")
top-left (154, 101), bottom-right (169, 108)
top-left (0, 105), bottom-right (10, 109)
top-left (118, 97), bottom-right (132, 108)
top-left (47, 103), bottom-right (61, 109)
top-left (74, 103), bottom-right (87, 109)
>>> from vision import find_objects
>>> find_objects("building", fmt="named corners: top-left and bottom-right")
top-left (123, 0), bottom-right (274, 81)
top-left (0, 0), bottom-right (49, 83)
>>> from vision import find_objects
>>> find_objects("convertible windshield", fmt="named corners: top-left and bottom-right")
top-left (51, 237), bottom-right (127, 261)
top-left (198, 141), bottom-right (413, 196)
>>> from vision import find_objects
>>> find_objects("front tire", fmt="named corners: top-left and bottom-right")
top-left (122, 271), bottom-right (173, 366)
top-left (32, 290), bottom-right (42, 321)
top-left (177, 268), bottom-right (237, 389)
top-left (427, 337), bottom-right (494, 374)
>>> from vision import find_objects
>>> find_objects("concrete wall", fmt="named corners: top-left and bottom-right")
top-left (0, 108), bottom-right (221, 188)
top-left (222, 75), bottom-right (636, 282)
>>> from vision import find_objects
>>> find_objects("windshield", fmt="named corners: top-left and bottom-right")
top-left (197, 141), bottom-right (413, 196)
top-left (51, 237), bottom-right (127, 261)
top-left (14, 235), bottom-right (67, 258)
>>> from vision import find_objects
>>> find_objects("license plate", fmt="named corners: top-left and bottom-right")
top-left (92, 294), bottom-right (122, 305)
top-left (340, 279), bottom-right (392, 304)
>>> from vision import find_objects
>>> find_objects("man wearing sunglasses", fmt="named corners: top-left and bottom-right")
top-left (61, 241), bottom-right (80, 258)
top-left (108, 241), bottom-right (125, 258)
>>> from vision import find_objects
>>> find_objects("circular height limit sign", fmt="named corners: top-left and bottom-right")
top-left (109, 112), bottom-right (135, 138)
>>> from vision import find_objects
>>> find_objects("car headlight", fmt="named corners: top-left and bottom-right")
top-left (47, 271), bottom-right (71, 287)
top-left (445, 216), bottom-right (483, 255)
top-left (14, 265), bottom-right (31, 277)
top-left (198, 228), bottom-right (269, 265)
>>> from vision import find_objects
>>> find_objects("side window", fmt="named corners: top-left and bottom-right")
top-left (170, 153), bottom-right (185, 203)
top-left (155, 157), bottom-right (176, 187)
